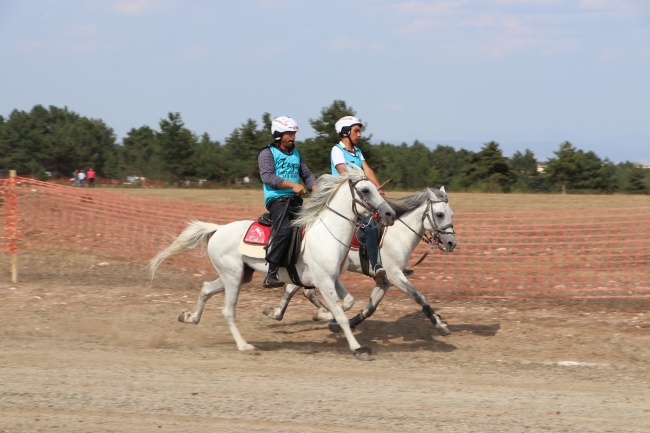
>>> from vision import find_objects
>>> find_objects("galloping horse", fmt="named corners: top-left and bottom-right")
top-left (149, 166), bottom-right (395, 359)
top-left (264, 187), bottom-right (457, 336)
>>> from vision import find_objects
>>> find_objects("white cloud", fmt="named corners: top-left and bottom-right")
top-left (182, 43), bottom-right (212, 60)
top-left (66, 23), bottom-right (100, 37)
top-left (18, 40), bottom-right (100, 54)
top-left (385, 0), bottom-right (466, 16)
top-left (325, 36), bottom-right (362, 52)
top-left (394, 18), bottom-right (439, 36)
top-left (113, 0), bottom-right (160, 15)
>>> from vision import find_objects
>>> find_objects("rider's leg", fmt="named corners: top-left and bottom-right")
top-left (264, 197), bottom-right (297, 288)
top-left (360, 217), bottom-right (385, 280)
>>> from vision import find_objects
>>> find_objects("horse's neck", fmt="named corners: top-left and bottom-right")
top-left (325, 182), bottom-right (357, 226)
top-left (392, 201), bottom-right (428, 251)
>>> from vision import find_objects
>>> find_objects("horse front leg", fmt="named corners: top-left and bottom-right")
top-left (391, 272), bottom-right (451, 336)
top-left (178, 278), bottom-right (225, 324)
top-left (316, 278), bottom-right (371, 360)
top-left (328, 282), bottom-right (389, 333)
top-left (305, 278), bottom-right (354, 321)
top-left (263, 284), bottom-right (301, 321)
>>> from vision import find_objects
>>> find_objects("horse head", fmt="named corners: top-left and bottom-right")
top-left (349, 174), bottom-right (395, 226)
top-left (426, 186), bottom-right (456, 252)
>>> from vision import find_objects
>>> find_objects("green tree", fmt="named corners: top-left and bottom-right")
top-left (624, 165), bottom-right (649, 193)
top-left (545, 142), bottom-right (619, 193)
top-left (544, 141), bottom-right (580, 194)
top-left (157, 113), bottom-right (197, 182)
top-left (509, 149), bottom-right (542, 192)
top-left (461, 141), bottom-right (515, 192)
top-left (194, 133), bottom-right (226, 182)
top-left (0, 105), bottom-right (118, 177)
top-left (222, 114), bottom-right (273, 184)
top-left (118, 126), bottom-right (165, 180)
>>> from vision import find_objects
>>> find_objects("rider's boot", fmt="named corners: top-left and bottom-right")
top-left (372, 263), bottom-right (387, 285)
top-left (263, 263), bottom-right (285, 288)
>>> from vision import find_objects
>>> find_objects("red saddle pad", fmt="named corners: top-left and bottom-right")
top-left (243, 222), bottom-right (272, 245)
top-left (350, 231), bottom-right (360, 249)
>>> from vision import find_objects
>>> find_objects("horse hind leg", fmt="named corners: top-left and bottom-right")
top-left (303, 288), bottom-right (334, 321)
top-left (264, 284), bottom-right (301, 321)
top-left (178, 278), bottom-right (225, 324)
top-left (221, 274), bottom-right (255, 351)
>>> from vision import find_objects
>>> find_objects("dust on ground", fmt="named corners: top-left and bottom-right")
top-left (1, 253), bottom-right (649, 433)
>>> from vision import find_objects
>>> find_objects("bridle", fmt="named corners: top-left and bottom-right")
top-left (396, 195), bottom-right (455, 268)
top-left (325, 177), bottom-right (384, 226)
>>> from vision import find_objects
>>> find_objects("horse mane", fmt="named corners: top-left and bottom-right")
top-left (293, 164), bottom-right (366, 229)
top-left (389, 187), bottom-right (447, 217)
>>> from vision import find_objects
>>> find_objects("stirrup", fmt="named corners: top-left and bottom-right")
top-left (263, 271), bottom-right (285, 288)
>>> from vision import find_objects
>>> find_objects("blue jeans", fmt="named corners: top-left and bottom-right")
top-left (357, 216), bottom-right (380, 269)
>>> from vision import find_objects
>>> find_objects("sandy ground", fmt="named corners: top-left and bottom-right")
top-left (1, 252), bottom-right (649, 433)
top-left (2, 191), bottom-right (649, 432)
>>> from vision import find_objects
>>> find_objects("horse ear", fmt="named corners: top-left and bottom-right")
top-left (440, 185), bottom-right (446, 194)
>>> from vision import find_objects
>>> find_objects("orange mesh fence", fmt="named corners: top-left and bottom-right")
top-left (1, 177), bottom-right (649, 299)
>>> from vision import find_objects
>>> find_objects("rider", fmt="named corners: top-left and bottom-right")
top-left (258, 116), bottom-right (317, 288)
top-left (331, 116), bottom-right (386, 282)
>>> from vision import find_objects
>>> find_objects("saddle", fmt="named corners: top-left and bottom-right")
top-left (237, 213), bottom-right (310, 287)
top-left (351, 223), bottom-right (388, 277)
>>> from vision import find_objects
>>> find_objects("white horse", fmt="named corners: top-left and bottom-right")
top-left (264, 187), bottom-right (457, 336)
top-left (149, 165), bottom-right (395, 359)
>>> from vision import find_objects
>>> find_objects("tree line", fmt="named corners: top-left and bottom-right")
top-left (1, 101), bottom-right (648, 193)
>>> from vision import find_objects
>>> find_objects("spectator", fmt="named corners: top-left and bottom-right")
top-left (78, 170), bottom-right (86, 187)
top-left (87, 168), bottom-right (96, 187)
top-left (73, 169), bottom-right (80, 187)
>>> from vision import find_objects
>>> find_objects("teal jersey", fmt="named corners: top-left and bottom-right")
top-left (263, 145), bottom-right (302, 205)
top-left (331, 142), bottom-right (363, 175)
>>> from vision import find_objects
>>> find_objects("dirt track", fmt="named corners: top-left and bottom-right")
top-left (1, 255), bottom-right (649, 433)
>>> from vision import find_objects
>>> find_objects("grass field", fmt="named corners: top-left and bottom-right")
top-left (102, 186), bottom-right (650, 211)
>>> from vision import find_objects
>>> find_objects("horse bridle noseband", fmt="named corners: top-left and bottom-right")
top-left (325, 177), bottom-right (383, 227)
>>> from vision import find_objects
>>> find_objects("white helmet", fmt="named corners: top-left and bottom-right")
top-left (335, 116), bottom-right (362, 137)
top-left (271, 116), bottom-right (299, 141)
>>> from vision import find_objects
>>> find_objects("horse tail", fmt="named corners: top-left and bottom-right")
top-left (149, 219), bottom-right (220, 280)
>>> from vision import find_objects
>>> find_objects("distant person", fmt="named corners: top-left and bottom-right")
top-left (87, 168), bottom-right (96, 187)
top-left (78, 170), bottom-right (86, 187)
top-left (73, 169), bottom-right (80, 187)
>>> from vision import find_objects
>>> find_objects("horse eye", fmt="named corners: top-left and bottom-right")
top-left (436, 212), bottom-right (444, 218)
top-left (362, 188), bottom-right (370, 194)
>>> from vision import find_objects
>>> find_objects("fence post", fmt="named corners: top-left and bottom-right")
top-left (7, 170), bottom-right (17, 283)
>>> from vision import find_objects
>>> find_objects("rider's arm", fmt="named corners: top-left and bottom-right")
top-left (258, 148), bottom-right (307, 194)
top-left (332, 146), bottom-right (347, 174)
top-left (362, 160), bottom-right (385, 197)
top-left (258, 147), bottom-right (285, 188)
top-left (298, 156), bottom-right (318, 192)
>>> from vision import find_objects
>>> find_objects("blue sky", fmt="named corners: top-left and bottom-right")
top-left (1, 0), bottom-right (649, 162)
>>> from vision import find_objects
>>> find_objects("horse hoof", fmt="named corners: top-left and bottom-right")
top-left (328, 321), bottom-right (342, 333)
top-left (263, 308), bottom-right (281, 320)
top-left (436, 322), bottom-right (452, 336)
top-left (313, 308), bottom-right (333, 322)
top-left (238, 343), bottom-right (256, 351)
top-left (178, 312), bottom-right (193, 323)
top-left (353, 346), bottom-right (373, 361)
